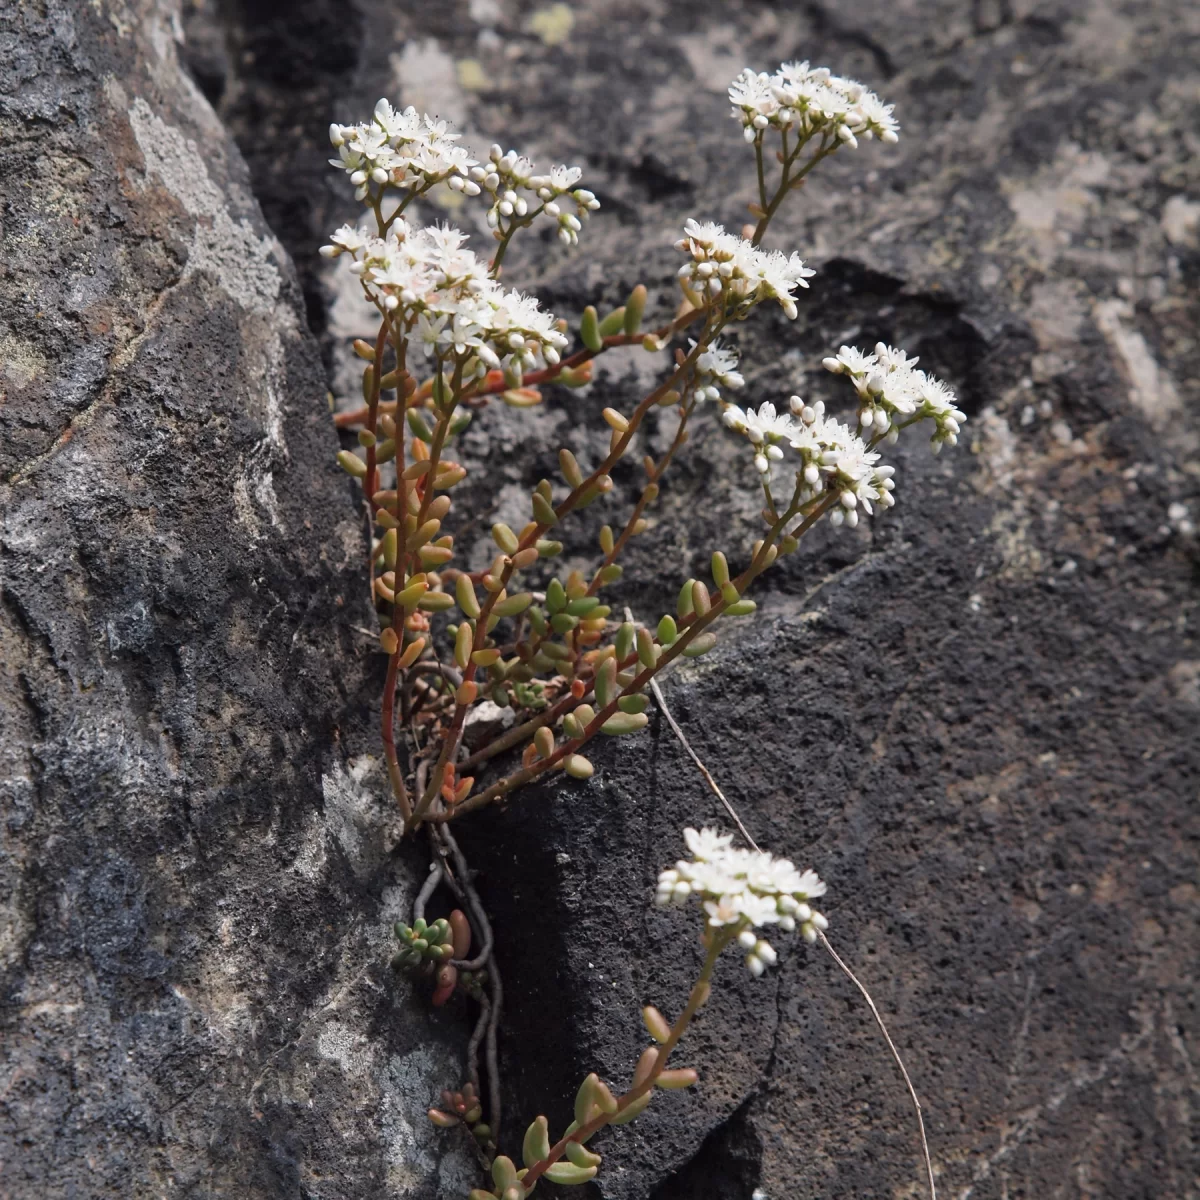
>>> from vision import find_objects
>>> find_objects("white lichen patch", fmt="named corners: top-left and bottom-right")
top-left (253, 470), bottom-right (284, 532)
top-left (289, 810), bottom-right (328, 881)
top-left (389, 40), bottom-right (468, 126)
top-left (381, 1043), bottom-right (474, 1195)
top-left (127, 98), bottom-right (281, 314)
top-left (316, 1019), bottom-right (374, 1077)
top-left (0, 332), bottom-right (50, 390)
top-left (321, 756), bottom-right (391, 879)
top-left (231, 473), bottom-right (260, 538)
top-left (1092, 298), bottom-right (1184, 431)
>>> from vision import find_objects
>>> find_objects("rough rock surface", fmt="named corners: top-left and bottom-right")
top-left (0, 3), bottom-right (472, 1196)
top-left (205, 2), bottom-right (1200, 1198)
top-left (4, 0), bottom-right (1197, 1198)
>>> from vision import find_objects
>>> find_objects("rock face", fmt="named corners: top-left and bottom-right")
top-left (4, 1), bottom-right (1198, 1198)
top-left (0, 3), bottom-right (471, 1196)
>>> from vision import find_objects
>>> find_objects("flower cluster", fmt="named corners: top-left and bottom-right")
top-left (692, 338), bottom-right (745, 401)
top-left (823, 342), bottom-right (966, 451)
top-left (722, 397), bottom-right (896, 527)
top-left (729, 61), bottom-right (899, 148)
top-left (320, 220), bottom-right (567, 380)
top-left (656, 828), bottom-right (828, 975)
top-left (329, 100), bottom-right (480, 203)
top-left (472, 145), bottom-right (600, 245)
top-left (676, 220), bottom-right (815, 319)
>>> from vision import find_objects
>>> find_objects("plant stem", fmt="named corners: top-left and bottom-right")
top-left (362, 318), bottom-right (391, 536)
top-left (751, 134), bottom-right (830, 246)
top-left (406, 335), bottom-right (716, 830)
top-left (754, 134), bottom-right (768, 211)
top-left (586, 395), bottom-right (696, 597)
top-left (380, 331), bottom-right (412, 819)
top-left (334, 309), bottom-right (707, 430)
top-left (427, 485), bottom-right (837, 823)
top-left (519, 929), bottom-right (731, 1190)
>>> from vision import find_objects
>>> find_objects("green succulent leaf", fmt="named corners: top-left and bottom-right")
top-left (565, 1140), bottom-right (602, 1169)
top-left (523, 1116), bottom-right (551, 1169)
top-left (545, 1162), bottom-right (598, 1185)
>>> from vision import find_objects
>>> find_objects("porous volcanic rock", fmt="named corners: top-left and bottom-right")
top-left (211, 1), bottom-right (1200, 1197)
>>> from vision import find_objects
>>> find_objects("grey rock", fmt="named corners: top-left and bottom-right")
top-left (0, 2), bottom-right (470, 1196)
top-left (3, 0), bottom-right (1196, 1198)
top-left (214, 0), bottom-right (1198, 1196)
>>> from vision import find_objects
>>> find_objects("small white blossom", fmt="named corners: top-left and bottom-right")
top-left (728, 69), bottom-right (784, 140)
top-left (676, 220), bottom-right (814, 319)
top-left (823, 342), bottom-right (967, 450)
top-left (656, 829), bottom-right (829, 975)
top-left (691, 338), bottom-right (745, 401)
top-left (328, 100), bottom-right (478, 200)
top-left (731, 61), bottom-right (900, 148)
top-left (683, 827), bottom-right (735, 860)
top-left (321, 219), bottom-right (568, 378)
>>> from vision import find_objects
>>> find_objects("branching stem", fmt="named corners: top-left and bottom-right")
top-left (519, 929), bottom-right (731, 1190)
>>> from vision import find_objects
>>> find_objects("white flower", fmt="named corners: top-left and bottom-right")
top-left (728, 68), bottom-right (783, 137)
top-left (722, 401), bottom-right (795, 446)
top-left (873, 342), bottom-right (917, 371)
top-left (656, 828), bottom-right (829, 976)
top-left (677, 220), bottom-right (814, 319)
top-left (322, 217), bottom-right (567, 374)
top-left (735, 61), bottom-right (901, 148)
top-left (691, 338), bottom-right (744, 400)
top-left (549, 164), bottom-right (582, 190)
top-left (328, 100), bottom-right (478, 199)
top-left (823, 345), bottom-right (877, 377)
top-left (319, 223), bottom-right (370, 258)
top-left (684, 827), bottom-right (735, 860)
top-left (825, 342), bottom-right (967, 452)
